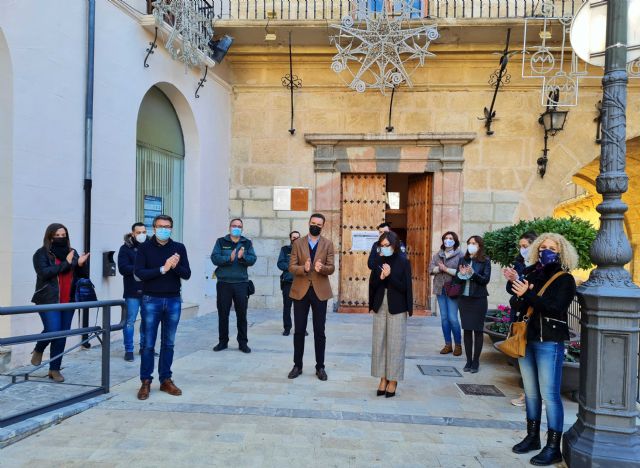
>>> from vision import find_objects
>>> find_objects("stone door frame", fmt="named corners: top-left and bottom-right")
top-left (305, 132), bottom-right (476, 309)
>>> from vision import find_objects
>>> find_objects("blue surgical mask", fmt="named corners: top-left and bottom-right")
top-left (230, 227), bottom-right (242, 237)
top-left (381, 246), bottom-right (393, 257)
top-left (520, 247), bottom-right (529, 259)
top-left (539, 249), bottom-right (559, 266)
top-left (444, 239), bottom-right (455, 249)
top-left (155, 227), bottom-right (171, 241)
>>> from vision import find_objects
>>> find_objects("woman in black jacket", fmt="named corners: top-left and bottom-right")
top-left (456, 235), bottom-right (491, 373)
top-left (31, 223), bottom-right (89, 382)
top-left (510, 233), bottom-right (577, 466)
top-left (368, 231), bottom-right (413, 398)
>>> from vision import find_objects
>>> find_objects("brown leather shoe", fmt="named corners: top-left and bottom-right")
top-left (440, 344), bottom-right (453, 354)
top-left (453, 344), bottom-right (463, 356)
top-left (48, 370), bottom-right (65, 383)
top-left (137, 379), bottom-right (151, 400)
top-left (160, 378), bottom-right (182, 396)
top-left (31, 350), bottom-right (44, 366)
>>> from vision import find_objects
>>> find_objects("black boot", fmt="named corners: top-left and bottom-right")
top-left (530, 430), bottom-right (562, 466)
top-left (512, 419), bottom-right (541, 454)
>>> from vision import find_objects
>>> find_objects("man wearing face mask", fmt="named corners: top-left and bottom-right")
top-left (211, 218), bottom-right (257, 353)
top-left (134, 215), bottom-right (191, 400)
top-left (287, 213), bottom-right (335, 381)
top-left (277, 231), bottom-right (300, 336)
top-left (118, 222), bottom-right (148, 362)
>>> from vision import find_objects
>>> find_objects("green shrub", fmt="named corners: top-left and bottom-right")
top-left (483, 216), bottom-right (597, 270)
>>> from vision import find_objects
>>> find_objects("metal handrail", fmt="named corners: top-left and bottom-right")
top-left (0, 299), bottom-right (126, 428)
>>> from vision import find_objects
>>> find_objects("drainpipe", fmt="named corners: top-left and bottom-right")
top-left (82, 0), bottom-right (95, 347)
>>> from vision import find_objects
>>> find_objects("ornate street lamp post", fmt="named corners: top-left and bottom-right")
top-left (563, 1), bottom-right (640, 466)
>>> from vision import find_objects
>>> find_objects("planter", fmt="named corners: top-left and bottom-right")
top-left (486, 309), bottom-right (500, 320)
top-left (483, 323), bottom-right (508, 344)
top-left (562, 361), bottom-right (580, 402)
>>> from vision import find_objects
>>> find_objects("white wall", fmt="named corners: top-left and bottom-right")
top-left (0, 0), bottom-right (231, 364)
top-left (0, 28), bottom-right (13, 340)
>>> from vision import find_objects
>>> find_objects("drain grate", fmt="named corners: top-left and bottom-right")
top-left (417, 365), bottom-right (462, 377)
top-left (457, 383), bottom-right (505, 397)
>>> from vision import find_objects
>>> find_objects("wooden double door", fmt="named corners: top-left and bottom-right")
top-left (338, 173), bottom-right (433, 314)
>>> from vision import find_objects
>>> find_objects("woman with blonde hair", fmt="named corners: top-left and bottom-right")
top-left (510, 232), bottom-right (577, 466)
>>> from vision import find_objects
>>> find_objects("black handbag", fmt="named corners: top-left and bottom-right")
top-left (247, 280), bottom-right (255, 297)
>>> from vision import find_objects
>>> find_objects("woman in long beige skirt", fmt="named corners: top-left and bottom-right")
top-left (368, 231), bottom-right (413, 398)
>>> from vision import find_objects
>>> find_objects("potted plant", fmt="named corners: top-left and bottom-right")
top-left (486, 304), bottom-right (511, 322)
top-left (484, 309), bottom-right (511, 343)
top-left (483, 216), bottom-right (597, 270)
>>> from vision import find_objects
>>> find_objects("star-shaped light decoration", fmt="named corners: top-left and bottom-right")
top-left (330, 2), bottom-right (438, 94)
top-left (152, 0), bottom-right (213, 69)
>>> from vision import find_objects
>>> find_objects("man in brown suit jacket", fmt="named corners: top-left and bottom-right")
top-left (287, 213), bottom-right (335, 381)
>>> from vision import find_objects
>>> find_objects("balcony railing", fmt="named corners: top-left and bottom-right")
top-left (209, 0), bottom-right (582, 21)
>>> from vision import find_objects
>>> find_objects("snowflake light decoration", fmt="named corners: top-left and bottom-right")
top-left (152, 0), bottom-right (213, 69)
top-left (330, 2), bottom-right (438, 94)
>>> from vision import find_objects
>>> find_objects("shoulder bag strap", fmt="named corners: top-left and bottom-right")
top-left (524, 271), bottom-right (567, 319)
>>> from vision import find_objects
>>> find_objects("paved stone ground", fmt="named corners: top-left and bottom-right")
top-left (0, 310), bottom-right (575, 467)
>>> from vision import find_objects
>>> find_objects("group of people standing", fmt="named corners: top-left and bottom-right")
top-left (30, 214), bottom-right (577, 466)
top-left (429, 228), bottom-right (577, 466)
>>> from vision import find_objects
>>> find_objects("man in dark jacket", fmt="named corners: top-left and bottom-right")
top-left (367, 223), bottom-right (406, 270)
top-left (211, 218), bottom-right (257, 353)
top-left (117, 222), bottom-right (147, 362)
top-left (277, 231), bottom-right (300, 336)
top-left (134, 215), bottom-right (191, 400)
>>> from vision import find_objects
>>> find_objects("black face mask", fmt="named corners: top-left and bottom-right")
top-left (309, 225), bottom-right (322, 237)
top-left (50, 237), bottom-right (70, 261)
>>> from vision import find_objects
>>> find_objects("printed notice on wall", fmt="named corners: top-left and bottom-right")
top-left (273, 186), bottom-right (310, 211)
top-left (273, 187), bottom-right (291, 210)
top-left (351, 231), bottom-right (379, 251)
top-left (143, 195), bottom-right (163, 231)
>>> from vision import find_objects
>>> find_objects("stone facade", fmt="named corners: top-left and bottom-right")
top-left (226, 42), bottom-right (640, 309)
top-left (228, 187), bottom-right (313, 310)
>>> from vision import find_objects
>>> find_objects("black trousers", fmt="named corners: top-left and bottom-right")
top-left (282, 282), bottom-right (293, 331)
top-left (293, 287), bottom-right (327, 370)
top-left (216, 281), bottom-right (249, 345)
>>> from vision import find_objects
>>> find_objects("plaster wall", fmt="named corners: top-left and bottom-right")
top-left (0, 0), bottom-right (231, 366)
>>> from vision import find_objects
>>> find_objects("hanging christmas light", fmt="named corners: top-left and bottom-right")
top-left (329, 1), bottom-right (439, 94)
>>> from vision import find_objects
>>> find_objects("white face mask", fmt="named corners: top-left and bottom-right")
top-left (467, 244), bottom-right (478, 255)
top-left (520, 247), bottom-right (529, 259)
top-left (135, 233), bottom-right (147, 244)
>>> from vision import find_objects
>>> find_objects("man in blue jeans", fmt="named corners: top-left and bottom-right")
top-left (117, 222), bottom-right (147, 362)
top-left (134, 215), bottom-right (191, 400)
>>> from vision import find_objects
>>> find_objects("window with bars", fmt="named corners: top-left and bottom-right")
top-left (136, 86), bottom-right (185, 240)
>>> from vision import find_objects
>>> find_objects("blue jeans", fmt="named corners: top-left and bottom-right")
top-left (34, 309), bottom-right (75, 371)
top-left (518, 341), bottom-right (565, 431)
top-left (140, 296), bottom-right (181, 383)
top-left (436, 289), bottom-right (461, 345)
top-left (123, 297), bottom-right (145, 353)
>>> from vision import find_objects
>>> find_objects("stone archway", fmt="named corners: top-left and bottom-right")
top-left (554, 136), bottom-right (640, 284)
